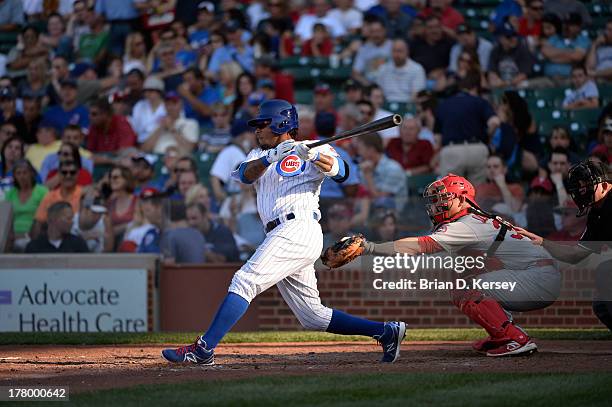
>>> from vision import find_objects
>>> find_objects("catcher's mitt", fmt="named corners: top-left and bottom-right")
top-left (321, 234), bottom-right (366, 269)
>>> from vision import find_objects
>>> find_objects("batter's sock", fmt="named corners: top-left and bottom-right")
top-left (201, 292), bottom-right (249, 349)
top-left (326, 309), bottom-right (384, 337)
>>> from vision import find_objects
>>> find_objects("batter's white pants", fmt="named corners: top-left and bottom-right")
top-left (229, 217), bottom-right (333, 331)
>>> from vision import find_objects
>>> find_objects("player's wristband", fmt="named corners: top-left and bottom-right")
top-left (260, 155), bottom-right (271, 167)
top-left (363, 241), bottom-right (396, 255)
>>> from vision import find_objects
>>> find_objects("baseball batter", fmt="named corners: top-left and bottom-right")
top-left (324, 174), bottom-right (561, 357)
top-left (162, 99), bottom-right (406, 365)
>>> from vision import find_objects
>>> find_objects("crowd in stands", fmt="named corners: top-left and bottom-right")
top-left (0, 0), bottom-right (610, 262)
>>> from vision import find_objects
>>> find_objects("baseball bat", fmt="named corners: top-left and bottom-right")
top-left (308, 114), bottom-right (403, 148)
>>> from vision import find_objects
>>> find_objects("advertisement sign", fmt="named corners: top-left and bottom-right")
top-left (0, 269), bottom-right (148, 332)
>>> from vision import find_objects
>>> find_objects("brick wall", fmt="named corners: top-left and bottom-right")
top-left (256, 267), bottom-right (603, 330)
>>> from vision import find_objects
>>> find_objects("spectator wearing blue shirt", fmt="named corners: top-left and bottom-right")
top-left (434, 72), bottom-right (501, 185)
top-left (188, 2), bottom-right (215, 51)
top-left (177, 67), bottom-right (221, 128)
top-left (541, 12), bottom-right (590, 80)
top-left (186, 202), bottom-right (240, 262)
top-left (42, 79), bottom-right (89, 133)
top-left (489, 0), bottom-right (523, 32)
top-left (316, 112), bottom-right (360, 200)
top-left (366, 0), bottom-right (416, 39)
top-left (95, 0), bottom-right (144, 56)
top-left (207, 20), bottom-right (254, 77)
top-left (137, 187), bottom-right (164, 254)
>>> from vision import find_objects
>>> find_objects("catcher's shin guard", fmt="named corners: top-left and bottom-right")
top-left (452, 289), bottom-right (529, 344)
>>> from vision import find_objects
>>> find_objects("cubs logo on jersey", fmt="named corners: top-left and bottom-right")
top-left (276, 154), bottom-right (306, 177)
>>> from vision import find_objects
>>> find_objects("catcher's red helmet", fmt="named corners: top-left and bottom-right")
top-left (423, 174), bottom-right (476, 224)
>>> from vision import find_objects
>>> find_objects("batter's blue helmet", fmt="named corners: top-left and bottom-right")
top-left (247, 99), bottom-right (298, 135)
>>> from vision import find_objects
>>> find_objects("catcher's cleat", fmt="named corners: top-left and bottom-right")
top-left (161, 336), bottom-right (215, 364)
top-left (472, 336), bottom-right (514, 353)
top-left (376, 321), bottom-right (407, 363)
top-left (486, 340), bottom-right (537, 357)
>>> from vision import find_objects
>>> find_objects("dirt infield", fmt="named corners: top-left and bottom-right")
top-left (1, 341), bottom-right (611, 393)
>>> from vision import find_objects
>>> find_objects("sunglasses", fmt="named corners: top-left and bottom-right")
top-left (61, 170), bottom-right (77, 176)
top-left (174, 167), bottom-right (190, 173)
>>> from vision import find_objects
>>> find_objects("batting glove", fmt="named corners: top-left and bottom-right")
top-left (295, 142), bottom-right (320, 162)
top-left (265, 140), bottom-right (296, 163)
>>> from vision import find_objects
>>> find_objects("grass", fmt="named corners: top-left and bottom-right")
top-left (0, 329), bottom-right (610, 345)
top-left (69, 373), bottom-right (612, 406)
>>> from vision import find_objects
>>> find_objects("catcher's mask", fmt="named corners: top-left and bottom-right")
top-left (423, 174), bottom-right (476, 224)
top-left (567, 160), bottom-right (610, 216)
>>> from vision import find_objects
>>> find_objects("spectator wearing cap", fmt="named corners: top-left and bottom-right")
top-left (253, 56), bottom-right (295, 103)
top-left (434, 72), bottom-right (500, 185)
top-left (367, 0), bottom-right (415, 39)
top-left (543, 0), bottom-right (591, 27)
top-left (141, 92), bottom-right (199, 155)
top-left (326, 0), bottom-right (363, 36)
top-left (562, 65), bottom-right (599, 110)
top-left (316, 111), bottom-right (360, 201)
top-left (26, 201), bottom-right (89, 253)
top-left (0, 87), bottom-right (27, 140)
top-left (77, 11), bottom-right (109, 65)
top-left (200, 103), bottom-right (232, 153)
top-left (42, 78), bottom-right (90, 133)
top-left (343, 80), bottom-right (363, 104)
top-left (4, 159), bottom-right (48, 251)
top-left (42, 140), bottom-right (93, 189)
top-left (547, 199), bottom-right (586, 241)
top-left (295, 0), bottom-right (346, 42)
top-left (449, 24), bottom-right (493, 73)
top-left (235, 91), bottom-right (265, 123)
top-left (592, 119), bottom-right (612, 165)
top-left (514, 175), bottom-right (557, 236)
top-left (207, 19), bottom-right (254, 77)
top-left (256, 78), bottom-right (276, 101)
top-left (159, 200), bottom-right (207, 264)
top-left (417, 0), bottom-right (464, 31)
top-left (586, 21), bottom-right (612, 81)
top-left (72, 193), bottom-right (113, 253)
top-left (351, 18), bottom-right (392, 85)
top-left (25, 121), bottom-right (62, 171)
top-left (488, 22), bottom-right (534, 88)
top-left (186, 202), bottom-right (239, 262)
top-left (301, 23), bottom-right (334, 57)
top-left (0, 0), bottom-right (24, 33)
top-left (210, 120), bottom-right (255, 204)
top-left (476, 154), bottom-right (525, 213)
top-left (95, 0), bottom-right (143, 57)
top-left (313, 83), bottom-right (336, 115)
top-left (372, 39), bottom-right (425, 104)
top-left (87, 97), bottom-right (137, 162)
top-left (137, 187), bottom-right (165, 254)
top-left (409, 16), bottom-right (455, 79)
top-left (47, 56), bottom-right (120, 107)
top-left (132, 153), bottom-right (164, 194)
top-left (177, 67), bottom-right (221, 127)
top-left (31, 161), bottom-right (82, 238)
top-left (356, 132), bottom-right (407, 210)
top-left (489, 0), bottom-right (523, 33)
top-left (131, 77), bottom-right (168, 145)
top-left (385, 116), bottom-right (433, 175)
top-left (323, 203), bottom-right (358, 250)
top-left (540, 12), bottom-right (590, 80)
top-left (6, 26), bottom-right (48, 76)
top-left (188, 2), bottom-right (216, 51)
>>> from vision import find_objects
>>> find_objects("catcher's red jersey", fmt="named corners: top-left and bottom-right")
top-left (427, 213), bottom-right (553, 270)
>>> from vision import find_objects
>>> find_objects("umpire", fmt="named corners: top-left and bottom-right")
top-left (518, 159), bottom-right (611, 331)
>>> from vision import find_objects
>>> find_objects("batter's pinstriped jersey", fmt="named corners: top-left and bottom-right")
top-left (233, 144), bottom-right (339, 225)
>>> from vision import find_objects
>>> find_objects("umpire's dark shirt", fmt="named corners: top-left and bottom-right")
top-left (25, 234), bottom-right (90, 253)
top-left (580, 192), bottom-right (612, 253)
top-left (434, 91), bottom-right (496, 146)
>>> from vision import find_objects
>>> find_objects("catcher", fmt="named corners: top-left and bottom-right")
top-left (323, 174), bottom-right (561, 357)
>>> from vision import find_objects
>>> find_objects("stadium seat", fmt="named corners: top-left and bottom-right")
top-left (294, 89), bottom-right (314, 105)
top-left (0, 32), bottom-right (17, 55)
top-left (406, 173), bottom-right (437, 196)
top-left (384, 102), bottom-right (416, 116)
top-left (194, 152), bottom-right (217, 188)
top-left (279, 56), bottom-right (330, 69)
top-left (568, 109), bottom-right (601, 129)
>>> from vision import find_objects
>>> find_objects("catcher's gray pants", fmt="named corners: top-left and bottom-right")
top-left (229, 217), bottom-right (333, 331)
top-left (474, 265), bottom-right (561, 312)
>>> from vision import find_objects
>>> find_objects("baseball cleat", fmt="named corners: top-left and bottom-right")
top-left (486, 340), bottom-right (538, 357)
top-left (472, 336), bottom-right (513, 353)
top-left (377, 321), bottom-right (407, 363)
top-left (161, 336), bottom-right (215, 365)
